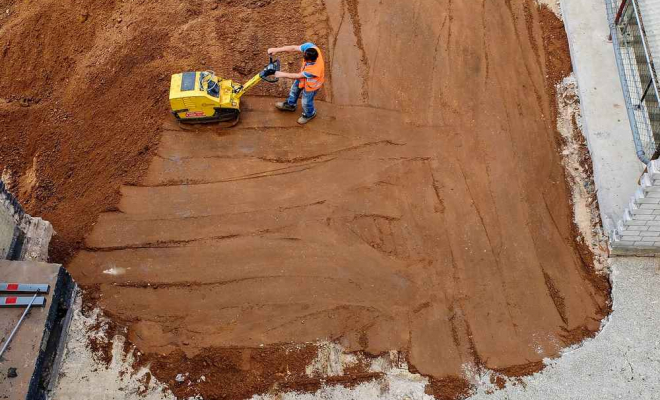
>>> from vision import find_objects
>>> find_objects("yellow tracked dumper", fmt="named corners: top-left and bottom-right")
top-left (169, 57), bottom-right (280, 125)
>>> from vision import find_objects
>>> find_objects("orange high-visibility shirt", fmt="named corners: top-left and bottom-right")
top-left (298, 43), bottom-right (325, 92)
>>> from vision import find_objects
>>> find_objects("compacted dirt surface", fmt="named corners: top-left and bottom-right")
top-left (0, 0), bottom-right (610, 399)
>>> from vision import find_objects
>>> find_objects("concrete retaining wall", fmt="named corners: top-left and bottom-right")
top-left (0, 180), bottom-right (53, 261)
top-left (611, 159), bottom-right (660, 255)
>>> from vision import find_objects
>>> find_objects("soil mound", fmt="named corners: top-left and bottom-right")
top-left (0, 0), bottom-right (326, 261)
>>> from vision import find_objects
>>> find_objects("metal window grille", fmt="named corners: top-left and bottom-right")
top-left (606, 0), bottom-right (660, 164)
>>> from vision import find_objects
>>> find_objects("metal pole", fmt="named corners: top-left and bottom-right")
top-left (0, 291), bottom-right (39, 360)
top-left (609, 0), bottom-right (628, 41)
top-left (615, 0), bottom-right (628, 25)
top-left (640, 78), bottom-right (653, 104)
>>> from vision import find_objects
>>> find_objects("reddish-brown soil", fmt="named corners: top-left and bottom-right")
top-left (0, 0), bottom-right (325, 262)
top-left (0, 0), bottom-right (611, 399)
top-left (136, 344), bottom-right (386, 400)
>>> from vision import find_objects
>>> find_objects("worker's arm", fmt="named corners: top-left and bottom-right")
top-left (267, 45), bottom-right (303, 55)
top-left (274, 71), bottom-right (305, 79)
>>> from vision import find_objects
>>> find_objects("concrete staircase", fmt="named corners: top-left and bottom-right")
top-left (611, 159), bottom-right (660, 254)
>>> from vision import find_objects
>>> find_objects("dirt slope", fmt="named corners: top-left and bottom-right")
top-left (1, 0), bottom-right (610, 399)
top-left (0, 0), bottom-right (325, 261)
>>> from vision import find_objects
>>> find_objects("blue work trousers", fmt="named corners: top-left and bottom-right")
top-left (286, 80), bottom-right (318, 118)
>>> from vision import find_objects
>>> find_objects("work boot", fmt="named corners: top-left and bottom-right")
top-left (275, 101), bottom-right (296, 112)
top-left (297, 112), bottom-right (317, 125)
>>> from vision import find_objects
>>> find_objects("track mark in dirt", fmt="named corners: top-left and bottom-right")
top-left (541, 191), bottom-right (566, 240)
top-left (330, 1), bottom-right (347, 74)
top-left (429, 167), bottom-right (446, 214)
top-left (463, 317), bottom-right (484, 369)
top-left (482, 0), bottom-right (491, 84)
top-left (503, 0), bottom-right (545, 115)
top-left (87, 226), bottom-right (291, 251)
top-left (366, 6), bottom-right (383, 100)
top-left (112, 275), bottom-right (364, 290)
top-left (342, 0), bottom-right (370, 102)
top-left (429, 14), bottom-right (451, 125)
top-left (263, 304), bottom-right (381, 334)
top-left (456, 161), bottom-right (498, 264)
top-left (543, 271), bottom-right (568, 325)
top-left (523, 0), bottom-right (542, 70)
top-left (351, 213), bottom-right (401, 222)
top-left (348, 214), bottom-right (408, 258)
top-left (255, 139), bottom-right (406, 163)
top-left (446, 0), bottom-right (454, 56)
top-left (145, 159), bottom-right (336, 187)
top-left (447, 304), bottom-right (462, 349)
top-left (454, 160), bottom-right (519, 339)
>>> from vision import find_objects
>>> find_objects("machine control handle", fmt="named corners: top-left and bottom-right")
top-left (260, 57), bottom-right (280, 83)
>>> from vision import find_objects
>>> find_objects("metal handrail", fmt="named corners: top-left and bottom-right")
top-left (607, 0), bottom-right (651, 163)
top-left (630, 0), bottom-right (660, 107)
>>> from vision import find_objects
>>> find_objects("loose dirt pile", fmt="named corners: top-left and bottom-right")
top-left (0, 0), bottom-right (325, 262)
top-left (1, 0), bottom-right (610, 399)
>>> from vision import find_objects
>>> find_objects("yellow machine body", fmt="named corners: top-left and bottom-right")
top-left (169, 70), bottom-right (265, 124)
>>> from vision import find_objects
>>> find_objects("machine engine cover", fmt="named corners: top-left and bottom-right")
top-left (169, 71), bottom-right (241, 124)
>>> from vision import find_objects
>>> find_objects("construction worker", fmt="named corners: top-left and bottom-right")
top-left (268, 42), bottom-right (325, 124)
